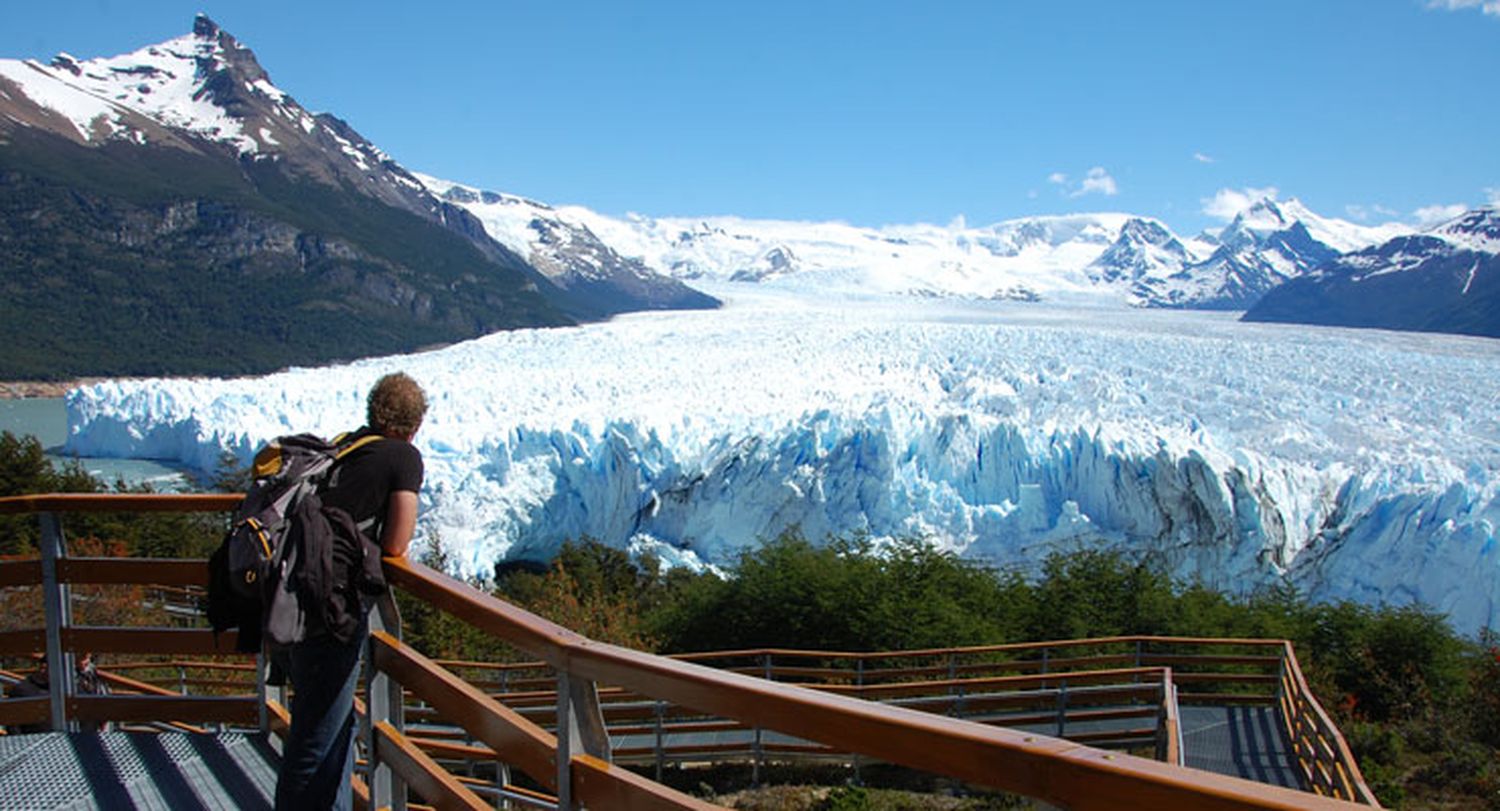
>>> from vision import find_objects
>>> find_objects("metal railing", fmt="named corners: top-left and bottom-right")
top-left (0, 493), bottom-right (1378, 809)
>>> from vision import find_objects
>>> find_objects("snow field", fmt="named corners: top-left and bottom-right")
top-left (65, 286), bottom-right (1500, 633)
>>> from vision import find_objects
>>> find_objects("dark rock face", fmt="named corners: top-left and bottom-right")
top-left (508, 206), bottom-right (719, 316)
top-left (1243, 211), bottom-right (1500, 339)
top-left (0, 131), bottom-right (570, 379)
top-left (0, 15), bottom-right (717, 378)
top-left (1089, 218), bottom-right (1192, 284)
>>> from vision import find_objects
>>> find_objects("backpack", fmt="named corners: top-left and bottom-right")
top-left (207, 432), bottom-right (385, 652)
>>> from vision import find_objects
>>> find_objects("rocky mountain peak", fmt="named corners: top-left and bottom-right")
top-left (192, 13), bottom-right (221, 39)
top-left (1118, 217), bottom-right (1174, 245)
top-left (48, 52), bottom-right (82, 75)
top-left (1432, 206), bottom-right (1500, 253)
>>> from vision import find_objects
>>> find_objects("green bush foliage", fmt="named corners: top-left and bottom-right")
top-left (0, 430), bottom-right (220, 558)
top-left (485, 532), bottom-right (1495, 808)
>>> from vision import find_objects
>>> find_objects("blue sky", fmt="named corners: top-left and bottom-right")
top-left (3, 1), bottom-right (1497, 235)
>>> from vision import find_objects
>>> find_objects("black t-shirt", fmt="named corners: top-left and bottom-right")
top-left (320, 427), bottom-right (424, 540)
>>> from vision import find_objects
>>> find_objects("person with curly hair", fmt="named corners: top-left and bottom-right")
top-left (275, 372), bottom-right (426, 810)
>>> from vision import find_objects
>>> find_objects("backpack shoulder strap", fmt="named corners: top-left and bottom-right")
top-left (332, 432), bottom-right (383, 460)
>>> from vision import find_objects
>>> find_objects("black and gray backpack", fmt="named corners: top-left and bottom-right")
top-left (207, 432), bottom-right (384, 652)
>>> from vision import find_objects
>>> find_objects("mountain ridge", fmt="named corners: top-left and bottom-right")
top-left (1243, 206), bottom-right (1500, 338)
top-left (0, 15), bottom-right (716, 379)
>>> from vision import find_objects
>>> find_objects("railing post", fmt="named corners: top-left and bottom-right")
top-left (368, 592), bottom-right (407, 811)
top-left (653, 699), bottom-right (666, 783)
top-left (754, 652), bottom-right (772, 787)
top-left (752, 724), bottom-right (763, 788)
top-left (1054, 681), bottom-right (1068, 738)
top-left (258, 648), bottom-right (289, 736)
top-left (38, 511), bottom-right (77, 733)
top-left (555, 668), bottom-right (610, 811)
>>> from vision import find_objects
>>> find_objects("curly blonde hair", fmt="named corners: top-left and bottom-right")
top-left (367, 372), bottom-right (427, 437)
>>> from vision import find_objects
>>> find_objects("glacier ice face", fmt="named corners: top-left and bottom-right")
top-left (64, 285), bottom-right (1500, 634)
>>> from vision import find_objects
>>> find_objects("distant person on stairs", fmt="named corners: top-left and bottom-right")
top-left (274, 372), bottom-right (426, 811)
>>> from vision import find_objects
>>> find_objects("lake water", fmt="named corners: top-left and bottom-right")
top-left (0, 398), bottom-right (192, 490)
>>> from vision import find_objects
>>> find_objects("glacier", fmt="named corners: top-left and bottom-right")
top-left (63, 285), bottom-right (1500, 635)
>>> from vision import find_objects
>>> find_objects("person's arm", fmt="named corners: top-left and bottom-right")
top-left (379, 490), bottom-right (419, 557)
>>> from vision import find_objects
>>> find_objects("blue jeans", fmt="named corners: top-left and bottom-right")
top-left (274, 630), bottom-right (364, 810)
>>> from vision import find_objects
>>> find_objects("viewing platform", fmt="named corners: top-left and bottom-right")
top-left (0, 493), bottom-right (1379, 809)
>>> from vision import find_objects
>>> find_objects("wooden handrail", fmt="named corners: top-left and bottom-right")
top-left (669, 635), bottom-right (1290, 664)
top-left (369, 630), bottom-right (558, 789)
top-left (0, 493), bottom-right (241, 514)
top-left (62, 627), bottom-right (242, 656)
top-left (0, 629), bottom-right (47, 655)
top-left (0, 494), bottom-right (1378, 808)
top-left (385, 556), bottom-right (1368, 810)
top-left (0, 559), bottom-right (42, 588)
top-left (1279, 642), bottom-right (1377, 804)
top-left (573, 754), bottom-right (726, 811)
top-left (56, 557), bottom-right (210, 586)
top-left (371, 720), bottom-right (493, 811)
top-left (69, 694), bottom-right (258, 725)
top-left (0, 695), bottom-right (50, 727)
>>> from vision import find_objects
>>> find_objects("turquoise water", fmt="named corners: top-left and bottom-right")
top-left (0, 398), bottom-right (191, 490)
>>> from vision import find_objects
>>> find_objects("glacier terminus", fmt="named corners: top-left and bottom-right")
top-left (63, 285), bottom-right (1499, 635)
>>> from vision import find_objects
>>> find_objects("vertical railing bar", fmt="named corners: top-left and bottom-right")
top-left (1055, 681), bottom-right (1068, 738)
top-left (257, 649), bottom-right (269, 734)
top-left (752, 723), bottom-right (763, 788)
top-left (653, 699), bottom-right (665, 783)
top-left (39, 511), bottom-right (76, 733)
top-left (754, 652), bottom-right (771, 787)
top-left (368, 592), bottom-right (407, 811)
top-left (555, 670), bottom-right (573, 811)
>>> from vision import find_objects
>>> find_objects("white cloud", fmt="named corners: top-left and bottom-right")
top-left (1193, 152), bottom-right (1215, 164)
top-left (1074, 167), bottom-right (1118, 197)
top-left (1485, 187), bottom-right (1500, 205)
top-left (1345, 203), bottom-right (1400, 222)
top-left (1425, 0), bottom-right (1500, 17)
top-left (947, 214), bottom-right (968, 231)
top-left (1048, 167), bottom-right (1118, 198)
top-left (1202, 186), bottom-right (1279, 221)
top-left (1413, 203), bottom-right (1469, 226)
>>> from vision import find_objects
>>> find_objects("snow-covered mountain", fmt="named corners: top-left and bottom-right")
top-left (0, 16), bottom-right (717, 379)
top-left (63, 287), bottom-right (1500, 635)
top-left (1, 15), bottom-right (1409, 320)
top-left (1245, 206), bottom-right (1500, 338)
top-left (439, 193), bottom-right (1410, 310)
top-left (0, 15), bottom-right (713, 316)
top-left (0, 16), bottom-right (445, 225)
top-left (418, 176), bottom-right (719, 314)
top-left (582, 211), bottom-right (1137, 303)
top-left (1145, 199), bottom-right (1388, 310)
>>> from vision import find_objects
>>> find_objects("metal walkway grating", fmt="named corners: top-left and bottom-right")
top-left (1180, 705), bottom-right (1303, 789)
top-left (0, 731), bottom-right (279, 810)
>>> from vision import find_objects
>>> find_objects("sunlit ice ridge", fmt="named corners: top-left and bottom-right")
top-left (64, 284), bottom-right (1500, 635)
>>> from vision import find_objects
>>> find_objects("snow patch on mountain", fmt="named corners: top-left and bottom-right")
top-left (0, 20), bottom-right (257, 152)
top-left (1433, 206), bottom-right (1500, 254)
top-left (419, 191), bottom-right (1414, 310)
top-left (63, 286), bottom-right (1500, 634)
